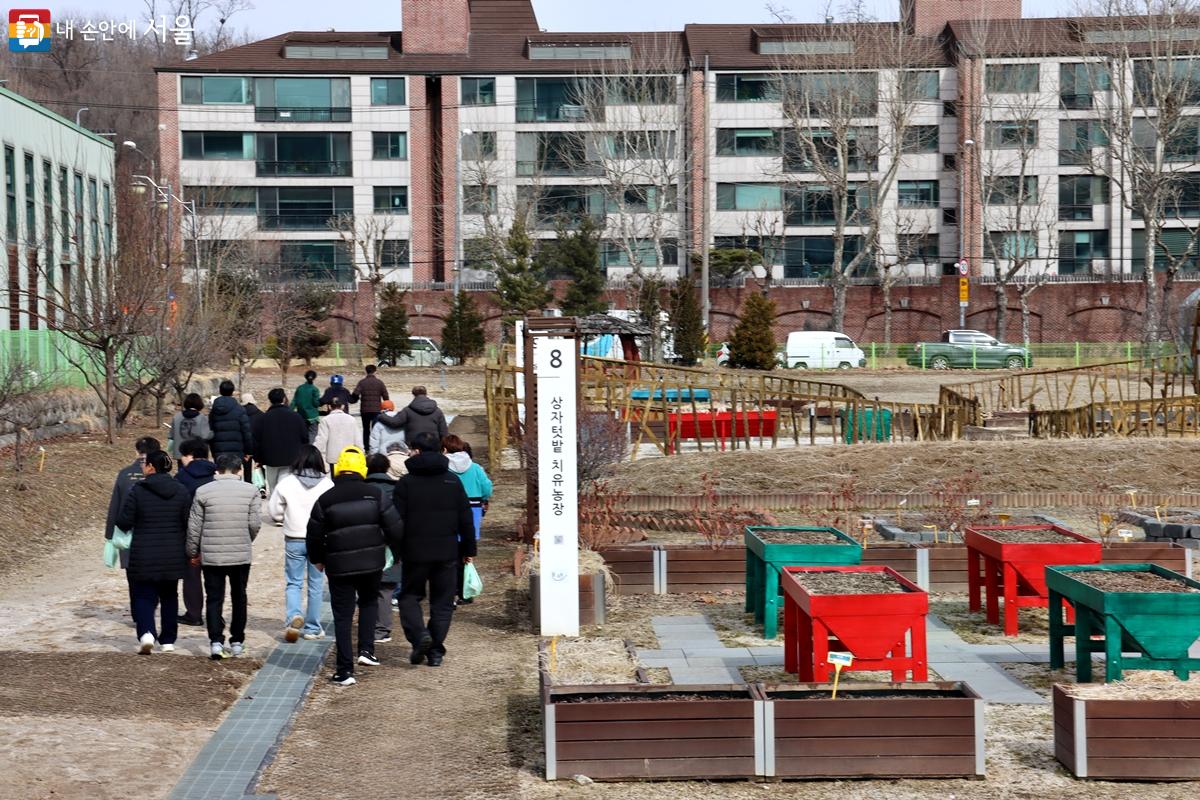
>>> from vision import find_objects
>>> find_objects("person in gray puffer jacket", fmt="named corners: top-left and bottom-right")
top-left (374, 386), bottom-right (448, 446)
top-left (187, 453), bottom-right (263, 659)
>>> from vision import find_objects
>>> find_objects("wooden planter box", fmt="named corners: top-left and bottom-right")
top-left (543, 684), bottom-right (760, 781)
top-left (664, 544), bottom-right (746, 593)
top-left (761, 682), bottom-right (985, 779)
top-left (530, 573), bottom-right (606, 628)
top-left (596, 545), bottom-right (657, 595)
top-left (1053, 684), bottom-right (1200, 780)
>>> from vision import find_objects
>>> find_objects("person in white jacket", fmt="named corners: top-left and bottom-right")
top-left (313, 396), bottom-right (362, 469)
top-left (368, 400), bottom-right (407, 455)
top-left (268, 445), bottom-right (334, 642)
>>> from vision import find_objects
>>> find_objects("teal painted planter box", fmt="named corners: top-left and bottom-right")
top-left (744, 526), bottom-right (863, 639)
top-left (1047, 563), bottom-right (1200, 683)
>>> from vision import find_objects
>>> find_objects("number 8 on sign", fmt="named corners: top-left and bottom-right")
top-left (549, 349), bottom-right (562, 369)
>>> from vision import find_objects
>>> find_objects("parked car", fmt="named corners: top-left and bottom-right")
top-left (784, 331), bottom-right (866, 369)
top-left (376, 336), bottom-right (454, 367)
top-left (906, 329), bottom-right (1032, 370)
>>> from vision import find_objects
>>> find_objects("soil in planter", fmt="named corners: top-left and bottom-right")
top-left (1062, 670), bottom-right (1200, 700)
top-left (555, 690), bottom-right (747, 703)
top-left (974, 528), bottom-right (1088, 544)
top-left (1068, 569), bottom-right (1200, 594)
top-left (793, 571), bottom-right (908, 595)
top-left (755, 529), bottom-right (850, 544)
top-left (766, 688), bottom-right (968, 701)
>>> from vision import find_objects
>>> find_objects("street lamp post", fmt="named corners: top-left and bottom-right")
top-left (132, 171), bottom-right (202, 310)
top-left (959, 137), bottom-right (976, 329)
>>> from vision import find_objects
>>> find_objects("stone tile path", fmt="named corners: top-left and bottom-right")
top-left (636, 612), bottom-right (1097, 705)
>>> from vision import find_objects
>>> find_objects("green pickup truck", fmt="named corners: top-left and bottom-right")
top-left (907, 329), bottom-right (1032, 370)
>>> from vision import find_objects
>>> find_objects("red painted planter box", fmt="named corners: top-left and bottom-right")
top-left (781, 566), bottom-right (929, 682)
top-left (965, 524), bottom-right (1101, 636)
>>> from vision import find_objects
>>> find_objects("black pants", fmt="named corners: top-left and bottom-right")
top-left (399, 559), bottom-right (458, 657)
top-left (361, 412), bottom-right (379, 448)
top-left (203, 564), bottom-right (251, 645)
top-left (131, 578), bottom-right (179, 644)
top-left (181, 562), bottom-right (204, 622)
top-left (329, 571), bottom-right (382, 673)
top-left (306, 419), bottom-right (319, 443)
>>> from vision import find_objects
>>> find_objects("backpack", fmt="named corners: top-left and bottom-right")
top-left (178, 414), bottom-right (200, 443)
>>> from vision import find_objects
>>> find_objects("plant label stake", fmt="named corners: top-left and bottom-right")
top-left (1155, 506), bottom-right (1164, 522)
top-left (897, 498), bottom-right (907, 526)
top-left (549, 635), bottom-right (559, 673)
top-left (860, 519), bottom-right (873, 550)
top-left (829, 651), bottom-right (853, 699)
top-left (1127, 490), bottom-right (1138, 510)
top-left (966, 499), bottom-right (981, 508)
top-left (37, 446), bottom-right (46, 472)
top-left (1117, 528), bottom-right (1134, 542)
top-left (997, 513), bottom-right (1011, 525)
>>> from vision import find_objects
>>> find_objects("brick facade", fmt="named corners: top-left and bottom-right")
top-left (401, 0), bottom-right (471, 53)
top-left (901, 0), bottom-right (1023, 36)
top-left (408, 78), bottom-right (436, 282)
top-left (156, 72), bottom-right (180, 195)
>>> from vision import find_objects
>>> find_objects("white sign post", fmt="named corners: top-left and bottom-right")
top-left (534, 336), bottom-right (579, 636)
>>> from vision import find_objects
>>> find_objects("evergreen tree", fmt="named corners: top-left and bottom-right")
top-left (291, 284), bottom-right (334, 364)
top-left (552, 215), bottom-right (607, 317)
top-left (493, 214), bottom-right (552, 332)
top-left (669, 279), bottom-right (706, 366)
top-left (635, 273), bottom-right (666, 362)
top-left (441, 290), bottom-right (486, 363)
top-left (691, 247), bottom-right (762, 287)
top-left (729, 292), bottom-right (778, 370)
top-left (372, 283), bottom-right (411, 364)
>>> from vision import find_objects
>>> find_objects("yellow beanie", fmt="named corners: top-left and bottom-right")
top-left (334, 446), bottom-right (367, 478)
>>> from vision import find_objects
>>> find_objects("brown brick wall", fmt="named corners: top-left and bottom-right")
top-left (440, 96), bottom-right (460, 285)
top-left (687, 69), bottom-right (706, 255)
top-left (902, 0), bottom-right (1023, 36)
top-left (157, 72), bottom-right (180, 192)
top-left (408, 77), bottom-right (435, 282)
top-left (401, 0), bottom-right (470, 54)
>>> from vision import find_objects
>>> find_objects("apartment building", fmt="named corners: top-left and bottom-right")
top-left (156, 0), bottom-right (1200, 292)
top-left (0, 86), bottom-right (116, 331)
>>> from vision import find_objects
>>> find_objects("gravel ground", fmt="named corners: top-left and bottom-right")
top-left (792, 571), bottom-right (909, 595)
top-left (1068, 569), bottom-right (1200, 593)
top-left (972, 528), bottom-right (1091, 543)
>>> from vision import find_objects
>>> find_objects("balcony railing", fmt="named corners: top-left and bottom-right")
top-left (1058, 149), bottom-right (1092, 166)
top-left (255, 107), bottom-right (352, 123)
top-left (515, 160), bottom-right (603, 177)
top-left (256, 160), bottom-right (352, 177)
top-left (515, 102), bottom-right (603, 123)
top-left (1058, 204), bottom-right (1095, 221)
top-left (266, 263), bottom-right (356, 286)
top-left (258, 213), bottom-right (347, 231)
top-left (1059, 93), bottom-right (1095, 110)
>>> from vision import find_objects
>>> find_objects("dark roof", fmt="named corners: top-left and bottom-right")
top-left (469, 0), bottom-right (539, 33)
top-left (683, 22), bottom-right (949, 68)
top-left (577, 314), bottom-right (651, 336)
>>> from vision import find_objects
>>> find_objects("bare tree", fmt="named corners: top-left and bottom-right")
top-left (0, 357), bottom-right (52, 472)
top-left (328, 211), bottom-right (398, 346)
top-left (874, 213), bottom-right (934, 347)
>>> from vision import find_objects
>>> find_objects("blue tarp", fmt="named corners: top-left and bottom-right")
top-left (629, 388), bottom-right (712, 403)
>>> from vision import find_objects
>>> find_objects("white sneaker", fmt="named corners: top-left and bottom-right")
top-left (210, 642), bottom-right (228, 661)
top-left (230, 642), bottom-right (245, 657)
top-left (138, 633), bottom-right (155, 655)
top-left (159, 643), bottom-right (176, 653)
top-left (302, 630), bottom-right (325, 640)
top-left (357, 652), bottom-right (380, 667)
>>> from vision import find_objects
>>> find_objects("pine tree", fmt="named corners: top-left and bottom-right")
top-left (635, 273), bottom-right (666, 362)
top-left (493, 215), bottom-right (552, 332)
top-left (729, 292), bottom-right (778, 370)
top-left (441, 290), bottom-right (486, 363)
top-left (669, 279), bottom-right (706, 366)
top-left (552, 215), bottom-right (608, 317)
top-left (292, 284), bottom-right (334, 364)
top-left (372, 283), bottom-right (411, 364)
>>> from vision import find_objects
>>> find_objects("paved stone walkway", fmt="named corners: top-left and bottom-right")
top-left (636, 612), bottom-right (1101, 704)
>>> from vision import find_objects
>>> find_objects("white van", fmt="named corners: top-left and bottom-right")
top-left (785, 331), bottom-right (866, 369)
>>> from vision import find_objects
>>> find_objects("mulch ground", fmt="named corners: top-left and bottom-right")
top-left (973, 529), bottom-right (1086, 543)
top-left (1069, 569), bottom-right (1200, 594)
top-left (754, 529), bottom-right (849, 544)
top-left (792, 571), bottom-right (908, 595)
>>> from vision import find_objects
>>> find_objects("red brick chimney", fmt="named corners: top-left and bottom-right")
top-left (402, 0), bottom-right (471, 53)
top-left (900, 0), bottom-right (1022, 36)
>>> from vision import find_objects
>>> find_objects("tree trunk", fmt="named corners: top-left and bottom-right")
top-left (994, 284), bottom-right (1007, 340)
top-left (882, 280), bottom-right (893, 349)
top-left (831, 278), bottom-right (848, 333)
top-left (104, 346), bottom-right (117, 445)
top-left (1019, 291), bottom-right (1032, 346)
top-left (154, 392), bottom-right (164, 429)
top-left (1142, 241), bottom-right (1160, 344)
top-left (14, 427), bottom-right (23, 472)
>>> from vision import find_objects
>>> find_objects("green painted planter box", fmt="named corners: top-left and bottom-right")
top-left (744, 526), bottom-right (863, 639)
top-left (1047, 563), bottom-right (1200, 683)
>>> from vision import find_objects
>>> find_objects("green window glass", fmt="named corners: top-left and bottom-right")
top-left (180, 76), bottom-right (250, 104)
top-left (461, 77), bottom-right (495, 106)
top-left (716, 183), bottom-right (783, 211)
top-left (900, 70), bottom-right (939, 101)
top-left (372, 132), bottom-right (408, 160)
top-left (371, 78), bottom-right (407, 106)
top-left (897, 180), bottom-right (939, 208)
top-left (901, 125), bottom-right (939, 154)
top-left (986, 176), bottom-right (1038, 205)
top-left (987, 231), bottom-right (1037, 260)
top-left (986, 63), bottom-right (1039, 93)
top-left (716, 129), bottom-right (779, 156)
top-left (373, 186), bottom-right (409, 214)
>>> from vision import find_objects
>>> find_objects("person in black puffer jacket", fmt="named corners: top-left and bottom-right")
top-left (307, 446), bottom-right (404, 686)
top-left (393, 432), bottom-right (475, 668)
top-left (116, 450), bottom-right (192, 654)
top-left (209, 380), bottom-right (254, 462)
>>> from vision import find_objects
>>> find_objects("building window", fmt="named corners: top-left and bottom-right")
top-left (986, 63), bottom-right (1039, 93)
top-left (783, 72), bottom-right (878, 116)
top-left (278, 240), bottom-right (353, 282)
top-left (283, 45), bottom-right (388, 59)
top-left (899, 70), bottom-right (940, 101)
top-left (1059, 230), bottom-right (1108, 274)
top-left (258, 186), bottom-right (352, 230)
top-left (373, 186), bottom-right (409, 214)
top-left (1059, 175), bottom-right (1108, 220)
top-left (517, 185), bottom-right (604, 227)
top-left (372, 132), bottom-right (408, 160)
top-left (783, 128), bottom-right (878, 172)
top-left (986, 175), bottom-right (1038, 205)
top-left (900, 233), bottom-right (939, 264)
top-left (783, 235), bottom-right (867, 278)
top-left (463, 185), bottom-right (497, 215)
top-left (1060, 63), bottom-right (1110, 109)
top-left (462, 131), bottom-right (497, 161)
top-left (605, 130), bottom-right (674, 159)
top-left (461, 77), bottom-right (496, 106)
top-left (182, 132), bottom-right (255, 160)
top-left (256, 132), bottom-right (352, 176)
top-left (785, 184), bottom-right (871, 225)
top-left (600, 239), bottom-right (679, 268)
top-left (516, 77), bottom-right (603, 122)
top-left (606, 185), bottom-right (676, 214)
top-left (24, 153), bottom-right (35, 246)
top-left (88, 178), bottom-right (98, 265)
top-left (528, 42), bottom-right (631, 60)
top-left (1132, 229), bottom-right (1200, 272)
top-left (716, 73), bottom-right (780, 102)
top-left (102, 183), bottom-right (112, 261)
top-left (1133, 59), bottom-right (1200, 107)
top-left (254, 77), bottom-right (352, 121)
top-left (605, 76), bottom-right (675, 105)
top-left (3, 147), bottom-right (14, 244)
top-left (516, 131), bottom-right (596, 176)
top-left (716, 128), bottom-right (780, 156)
top-left (1133, 117), bottom-right (1200, 162)
top-left (370, 78), bottom-right (407, 106)
top-left (58, 168), bottom-right (69, 255)
top-left (901, 125), bottom-right (939, 154)
top-left (186, 186), bottom-right (257, 213)
top-left (987, 231), bottom-right (1038, 261)
top-left (1059, 120), bottom-right (1106, 165)
top-left (73, 173), bottom-right (83, 265)
top-left (897, 180), bottom-right (939, 208)
top-left (758, 39), bottom-right (852, 56)
top-left (716, 183), bottom-right (783, 211)
top-left (985, 121), bottom-right (1037, 149)
top-left (181, 76), bottom-right (251, 104)
top-left (42, 161), bottom-right (52, 254)
top-left (376, 239), bottom-right (409, 268)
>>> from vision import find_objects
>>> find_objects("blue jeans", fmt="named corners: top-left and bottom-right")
top-left (284, 538), bottom-right (324, 635)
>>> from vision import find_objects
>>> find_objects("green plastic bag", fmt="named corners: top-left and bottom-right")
top-left (463, 562), bottom-right (483, 600)
top-left (252, 468), bottom-right (267, 492)
top-left (384, 548), bottom-right (394, 572)
top-left (112, 527), bottom-right (132, 551)
top-left (103, 539), bottom-right (120, 569)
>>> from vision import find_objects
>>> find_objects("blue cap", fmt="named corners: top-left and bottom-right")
top-left (331, 374), bottom-right (344, 385)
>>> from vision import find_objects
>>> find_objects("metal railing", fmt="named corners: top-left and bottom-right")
top-left (255, 107), bottom-right (352, 123)
top-left (256, 160), bottom-right (352, 177)
top-left (258, 213), bottom-right (348, 231)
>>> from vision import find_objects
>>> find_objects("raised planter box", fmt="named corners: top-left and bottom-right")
top-left (664, 544), bottom-right (746, 593)
top-left (530, 573), bottom-right (606, 629)
top-left (745, 527), bottom-right (863, 639)
top-left (1053, 684), bottom-right (1200, 780)
top-left (596, 545), bottom-right (657, 595)
top-left (543, 684), bottom-right (760, 781)
top-left (761, 682), bottom-right (985, 779)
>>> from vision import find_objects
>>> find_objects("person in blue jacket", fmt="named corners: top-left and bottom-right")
top-left (442, 434), bottom-right (492, 604)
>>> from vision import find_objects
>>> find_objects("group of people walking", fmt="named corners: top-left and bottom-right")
top-left (104, 367), bottom-right (492, 686)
